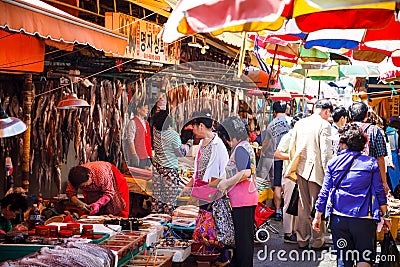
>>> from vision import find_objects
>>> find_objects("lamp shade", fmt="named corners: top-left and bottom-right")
top-left (57, 94), bottom-right (90, 109)
top-left (0, 106), bottom-right (27, 138)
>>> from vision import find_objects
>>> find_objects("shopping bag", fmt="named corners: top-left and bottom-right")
top-left (191, 179), bottom-right (220, 202)
top-left (254, 202), bottom-right (275, 228)
top-left (212, 197), bottom-right (235, 247)
top-left (193, 209), bottom-right (223, 248)
top-left (286, 183), bottom-right (299, 216)
top-left (378, 231), bottom-right (400, 267)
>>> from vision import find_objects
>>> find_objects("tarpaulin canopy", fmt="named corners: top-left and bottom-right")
top-left (0, 29), bottom-right (45, 73)
top-left (0, 0), bottom-right (128, 56)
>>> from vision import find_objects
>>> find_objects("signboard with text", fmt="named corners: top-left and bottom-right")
top-left (105, 12), bottom-right (179, 64)
top-left (389, 95), bottom-right (400, 116)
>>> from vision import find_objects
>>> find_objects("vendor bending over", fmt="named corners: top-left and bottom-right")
top-left (66, 161), bottom-right (129, 218)
top-left (0, 193), bottom-right (28, 234)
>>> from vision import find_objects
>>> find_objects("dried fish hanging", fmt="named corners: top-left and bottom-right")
top-left (0, 81), bottom-right (29, 194)
top-left (164, 81), bottom-right (240, 130)
top-left (27, 77), bottom-right (128, 198)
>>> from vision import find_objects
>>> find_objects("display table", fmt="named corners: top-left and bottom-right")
top-left (124, 175), bottom-right (152, 195)
top-left (390, 215), bottom-right (400, 239)
top-left (47, 222), bottom-right (121, 237)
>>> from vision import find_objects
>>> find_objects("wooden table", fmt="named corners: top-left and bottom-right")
top-left (390, 215), bottom-right (400, 239)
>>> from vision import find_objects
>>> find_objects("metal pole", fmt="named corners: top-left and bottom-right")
top-left (237, 31), bottom-right (247, 78)
top-left (317, 80), bottom-right (321, 100)
top-left (302, 70), bottom-right (308, 112)
top-left (265, 44), bottom-right (278, 96)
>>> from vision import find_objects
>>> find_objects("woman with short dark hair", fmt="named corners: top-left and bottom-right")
top-left (217, 116), bottom-right (258, 267)
top-left (0, 193), bottom-right (28, 234)
top-left (66, 161), bottom-right (129, 218)
top-left (313, 123), bottom-right (390, 267)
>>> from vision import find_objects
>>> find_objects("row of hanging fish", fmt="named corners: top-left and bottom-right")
top-left (165, 80), bottom-right (240, 131)
top-left (0, 89), bottom-right (25, 193)
top-left (29, 77), bottom-right (134, 198)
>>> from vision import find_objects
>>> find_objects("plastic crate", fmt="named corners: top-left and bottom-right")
top-left (0, 244), bottom-right (53, 262)
top-left (89, 232), bottom-right (110, 244)
top-left (155, 246), bottom-right (191, 263)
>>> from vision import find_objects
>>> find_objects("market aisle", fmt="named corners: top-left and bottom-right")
top-left (252, 220), bottom-right (336, 267)
top-left (171, 214), bottom-right (400, 266)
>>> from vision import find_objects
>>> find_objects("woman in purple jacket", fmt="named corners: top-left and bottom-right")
top-left (313, 123), bottom-right (390, 267)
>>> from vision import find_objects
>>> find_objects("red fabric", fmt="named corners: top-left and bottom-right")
top-left (254, 202), bottom-right (275, 228)
top-left (66, 161), bottom-right (128, 217)
top-left (133, 117), bottom-right (152, 159)
top-left (363, 16), bottom-right (400, 44)
top-left (295, 9), bottom-right (394, 33)
top-left (0, 29), bottom-right (45, 73)
top-left (111, 165), bottom-right (130, 218)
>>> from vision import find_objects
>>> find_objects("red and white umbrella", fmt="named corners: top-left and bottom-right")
top-left (162, 0), bottom-right (289, 43)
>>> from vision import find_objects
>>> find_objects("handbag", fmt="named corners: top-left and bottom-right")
top-left (378, 231), bottom-right (400, 267)
top-left (212, 196), bottom-right (235, 247)
top-left (191, 179), bottom-right (220, 202)
top-left (193, 206), bottom-right (223, 248)
top-left (190, 146), bottom-right (221, 202)
top-left (286, 183), bottom-right (299, 216)
top-left (311, 154), bottom-right (361, 220)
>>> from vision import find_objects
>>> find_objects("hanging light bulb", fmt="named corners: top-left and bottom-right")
top-left (56, 93), bottom-right (90, 109)
top-left (0, 100), bottom-right (27, 138)
top-left (56, 76), bottom-right (90, 109)
top-left (201, 46), bottom-right (206, 54)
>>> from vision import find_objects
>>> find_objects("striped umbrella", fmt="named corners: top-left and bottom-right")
top-left (162, 0), bottom-right (289, 43)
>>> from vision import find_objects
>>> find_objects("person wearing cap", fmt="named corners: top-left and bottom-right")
top-left (217, 116), bottom-right (258, 267)
top-left (288, 99), bottom-right (333, 250)
top-left (185, 109), bottom-right (230, 266)
top-left (125, 101), bottom-right (152, 169)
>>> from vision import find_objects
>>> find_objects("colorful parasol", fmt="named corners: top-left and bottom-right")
top-left (162, 0), bottom-right (289, 43)
top-left (293, 0), bottom-right (396, 33)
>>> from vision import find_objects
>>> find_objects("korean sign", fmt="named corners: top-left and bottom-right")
top-left (105, 12), bottom-right (179, 64)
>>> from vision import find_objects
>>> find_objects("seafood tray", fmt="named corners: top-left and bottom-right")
top-left (154, 240), bottom-right (192, 263)
top-left (122, 252), bottom-right (173, 267)
top-left (117, 231), bottom-right (147, 247)
top-left (171, 217), bottom-right (196, 228)
top-left (100, 238), bottom-right (138, 259)
top-left (143, 214), bottom-right (171, 224)
top-left (155, 246), bottom-right (191, 263)
top-left (100, 243), bottom-right (128, 259)
top-left (135, 227), bottom-right (159, 246)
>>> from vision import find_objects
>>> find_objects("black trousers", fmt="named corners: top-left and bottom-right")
top-left (231, 205), bottom-right (256, 267)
